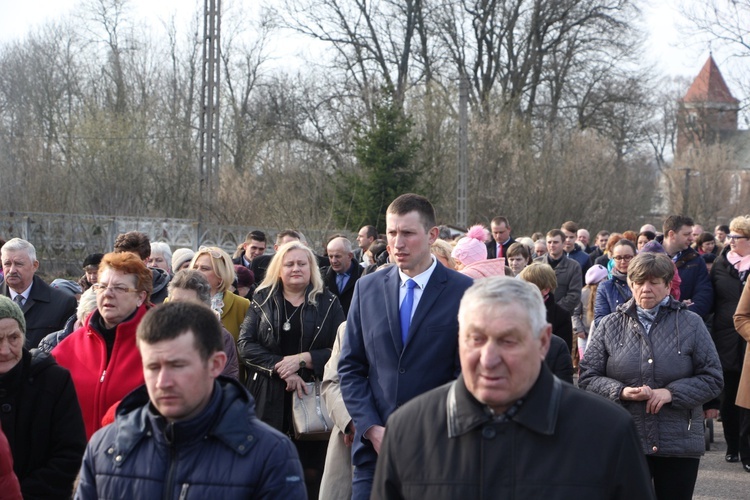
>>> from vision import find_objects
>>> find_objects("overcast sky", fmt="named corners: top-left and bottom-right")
top-left (0, 0), bottom-right (743, 95)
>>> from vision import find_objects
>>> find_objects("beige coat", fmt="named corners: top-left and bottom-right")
top-left (732, 279), bottom-right (750, 409)
top-left (319, 322), bottom-right (353, 500)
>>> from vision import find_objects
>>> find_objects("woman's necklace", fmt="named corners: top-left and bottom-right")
top-left (283, 298), bottom-right (303, 332)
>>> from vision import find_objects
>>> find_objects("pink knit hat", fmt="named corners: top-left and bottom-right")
top-left (452, 225), bottom-right (488, 266)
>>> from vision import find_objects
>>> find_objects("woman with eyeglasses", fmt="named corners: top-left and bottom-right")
top-left (52, 252), bottom-right (153, 438)
top-left (711, 215), bottom-right (750, 469)
top-left (238, 241), bottom-right (345, 499)
top-left (189, 246), bottom-right (250, 342)
top-left (593, 239), bottom-right (636, 328)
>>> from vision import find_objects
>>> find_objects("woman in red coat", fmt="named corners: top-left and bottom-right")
top-left (53, 252), bottom-right (153, 438)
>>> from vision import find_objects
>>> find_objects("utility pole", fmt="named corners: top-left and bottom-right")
top-left (457, 74), bottom-right (469, 228)
top-left (199, 0), bottom-right (221, 243)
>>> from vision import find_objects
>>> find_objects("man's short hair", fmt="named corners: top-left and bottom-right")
top-left (275, 230), bottom-right (301, 246)
top-left (546, 229), bottom-right (565, 241)
top-left (245, 230), bottom-right (266, 243)
top-left (387, 194), bottom-right (436, 231)
top-left (596, 230), bottom-right (610, 239)
top-left (137, 301), bottom-right (223, 362)
top-left (328, 237), bottom-right (353, 254)
top-left (716, 224), bottom-right (730, 234)
top-left (361, 225), bottom-right (377, 239)
top-left (561, 221), bottom-right (579, 234)
top-left (491, 216), bottom-right (510, 228)
top-left (459, 277), bottom-right (546, 339)
top-left (1, 238), bottom-right (37, 262)
top-left (114, 231), bottom-right (151, 260)
top-left (168, 270), bottom-right (212, 306)
top-left (519, 263), bottom-right (558, 295)
top-left (506, 242), bottom-right (530, 261)
top-left (663, 215), bottom-right (694, 236)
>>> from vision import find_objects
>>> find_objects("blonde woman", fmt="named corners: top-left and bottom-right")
top-left (238, 241), bottom-right (345, 498)
top-left (190, 246), bottom-right (250, 341)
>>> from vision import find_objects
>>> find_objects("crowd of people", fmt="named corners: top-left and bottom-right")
top-left (0, 194), bottom-right (747, 499)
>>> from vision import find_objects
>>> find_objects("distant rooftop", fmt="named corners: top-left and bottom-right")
top-left (683, 55), bottom-right (740, 105)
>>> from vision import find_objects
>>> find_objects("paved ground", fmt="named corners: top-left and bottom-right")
top-left (694, 420), bottom-right (750, 499)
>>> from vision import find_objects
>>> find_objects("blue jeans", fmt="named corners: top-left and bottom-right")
top-left (351, 463), bottom-right (376, 500)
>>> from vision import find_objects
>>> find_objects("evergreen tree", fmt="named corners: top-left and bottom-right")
top-left (336, 95), bottom-right (422, 232)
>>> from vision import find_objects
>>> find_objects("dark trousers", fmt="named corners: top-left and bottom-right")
top-left (721, 370), bottom-right (750, 458)
top-left (646, 456), bottom-right (700, 500)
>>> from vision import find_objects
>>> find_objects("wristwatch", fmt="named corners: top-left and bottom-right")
top-left (299, 355), bottom-right (306, 369)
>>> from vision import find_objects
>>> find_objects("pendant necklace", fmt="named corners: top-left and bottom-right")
top-left (283, 299), bottom-right (302, 332)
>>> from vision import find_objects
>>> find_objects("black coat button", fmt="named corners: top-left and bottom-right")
top-left (482, 426), bottom-right (496, 439)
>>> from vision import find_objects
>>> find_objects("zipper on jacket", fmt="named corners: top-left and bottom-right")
top-left (99, 370), bottom-right (106, 383)
top-left (164, 437), bottom-right (178, 500)
top-left (178, 483), bottom-right (189, 500)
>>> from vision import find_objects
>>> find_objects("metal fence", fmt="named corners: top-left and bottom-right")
top-left (0, 211), bottom-right (339, 277)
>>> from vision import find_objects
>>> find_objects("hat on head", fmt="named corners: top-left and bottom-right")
top-left (51, 279), bottom-right (83, 296)
top-left (451, 225), bottom-right (488, 266)
top-left (640, 240), bottom-right (666, 255)
top-left (233, 265), bottom-right (255, 288)
top-left (82, 253), bottom-right (104, 269)
top-left (172, 248), bottom-right (195, 272)
top-left (585, 264), bottom-right (609, 285)
top-left (0, 296), bottom-right (25, 333)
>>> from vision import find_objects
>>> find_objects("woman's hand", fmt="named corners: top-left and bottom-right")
top-left (646, 388), bottom-right (672, 414)
top-left (284, 374), bottom-right (309, 398)
top-left (620, 385), bottom-right (653, 401)
top-left (275, 355), bottom-right (302, 380)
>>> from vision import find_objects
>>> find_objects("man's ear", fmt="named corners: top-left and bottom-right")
top-left (538, 324), bottom-right (552, 360)
top-left (428, 226), bottom-right (439, 244)
top-left (209, 351), bottom-right (227, 377)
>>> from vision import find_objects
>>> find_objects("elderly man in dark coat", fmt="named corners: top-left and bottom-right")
top-left (373, 277), bottom-right (654, 500)
top-left (1, 238), bottom-right (77, 349)
top-left (0, 295), bottom-right (86, 498)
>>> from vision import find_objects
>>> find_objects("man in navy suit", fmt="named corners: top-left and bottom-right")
top-left (339, 193), bottom-right (474, 500)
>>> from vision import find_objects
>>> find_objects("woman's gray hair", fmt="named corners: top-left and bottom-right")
top-left (77, 288), bottom-right (98, 323)
top-left (627, 252), bottom-right (674, 285)
top-left (150, 242), bottom-right (173, 269)
top-left (459, 277), bottom-right (547, 338)
top-left (168, 270), bottom-right (212, 305)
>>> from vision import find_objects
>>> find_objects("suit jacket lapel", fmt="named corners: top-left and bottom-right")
top-left (383, 266), bottom-right (403, 352)
top-left (404, 263), bottom-right (447, 349)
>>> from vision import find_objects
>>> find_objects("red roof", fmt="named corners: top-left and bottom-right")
top-left (683, 55), bottom-right (739, 104)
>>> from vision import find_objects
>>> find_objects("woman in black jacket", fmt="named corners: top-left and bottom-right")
top-left (238, 241), bottom-right (345, 499)
top-left (710, 215), bottom-right (750, 465)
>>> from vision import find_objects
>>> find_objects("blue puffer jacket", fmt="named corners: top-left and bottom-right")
top-left (75, 377), bottom-right (306, 500)
top-left (594, 275), bottom-right (631, 328)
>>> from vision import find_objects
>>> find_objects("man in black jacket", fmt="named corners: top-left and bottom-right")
top-left (1, 238), bottom-right (77, 349)
top-left (323, 236), bottom-right (362, 315)
top-left (373, 277), bottom-right (654, 500)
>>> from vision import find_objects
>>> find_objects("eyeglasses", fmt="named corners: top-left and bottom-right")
top-left (612, 255), bottom-right (634, 261)
top-left (726, 235), bottom-right (749, 242)
top-left (92, 283), bottom-right (139, 295)
top-left (198, 246), bottom-right (223, 259)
